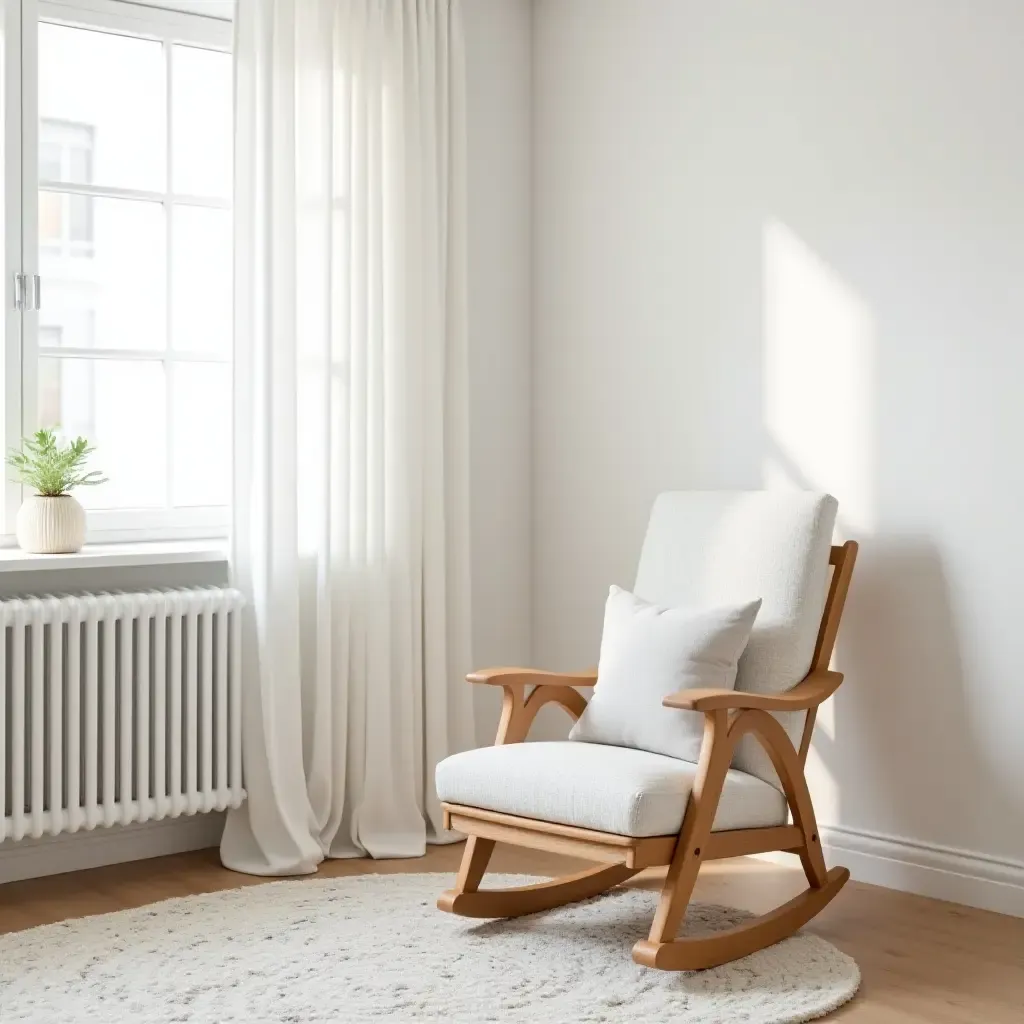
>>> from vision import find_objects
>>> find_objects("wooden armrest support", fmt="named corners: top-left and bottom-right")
top-left (476, 668), bottom-right (593, 744)
top-left (662, 671), bottom-right (843, 713)
top-left (467, 667), bottom-right (598, 688)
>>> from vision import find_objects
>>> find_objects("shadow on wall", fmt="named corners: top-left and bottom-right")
top-left (818, 536), bottom-right (990, 845)
top-left (761, 221), bottom-right (1023, 854)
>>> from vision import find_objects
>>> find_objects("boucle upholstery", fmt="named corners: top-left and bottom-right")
top-left (568, 587), bottom-right (760, 762)
top-left (633, 491), bottom-right (837, 786)
top-left (436, 741), bottom-right (788, 838)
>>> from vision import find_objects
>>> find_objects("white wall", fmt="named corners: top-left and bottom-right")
top-left (463, 0), bottom-right (534, 742)
top-left (533, 0), bottom-right (1024, 911)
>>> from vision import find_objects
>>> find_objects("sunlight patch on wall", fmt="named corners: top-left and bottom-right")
top-left (762, 221), bottom-right (875, 815)
top-left (762, 219), bottom-right (876, 538)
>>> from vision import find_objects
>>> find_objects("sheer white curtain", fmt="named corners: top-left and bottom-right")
top-left (222, 0), bottom-right (476, 875)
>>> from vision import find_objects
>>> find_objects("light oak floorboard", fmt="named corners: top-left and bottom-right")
top-left (1, 844), bottom-right (1021, 1023)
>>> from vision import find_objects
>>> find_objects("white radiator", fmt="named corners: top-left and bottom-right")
top-left (0, 587), bottom-right (246, 842)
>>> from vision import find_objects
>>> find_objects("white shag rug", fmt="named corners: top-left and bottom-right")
top-left (0, 872), bottom-right (859, 1023)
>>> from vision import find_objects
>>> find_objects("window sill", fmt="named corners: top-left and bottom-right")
top-left (0, 540), bottom-right (229, 573)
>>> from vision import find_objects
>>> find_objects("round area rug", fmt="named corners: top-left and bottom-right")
top-left (0, 872), bottom-right (859, 1023)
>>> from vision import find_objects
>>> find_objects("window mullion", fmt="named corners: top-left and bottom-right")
top-left (37, 178), bottom-right (229, 209)
top-left (164, 31), bottom-right (174, 518)
top-left (2, 0), bottom-right (25, 533)
top-left (36, 346), bottom-right (228, 363)
top-left (20, 0), bottom-right (40, 454)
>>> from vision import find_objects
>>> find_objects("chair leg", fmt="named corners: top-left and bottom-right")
top-left (643, 836), bottom-right (705, 948)
top-left (633, 709), bottom-right (732, 957)
top-left (633, 709), bottom-right (848, 972)
top-left (454, 836), bottom-right (496, 895)
top-left (773, 739), bottom-right (828, 889)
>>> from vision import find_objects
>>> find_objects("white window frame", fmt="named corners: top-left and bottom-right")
top-left (3, 0), bottom-right (232, 543)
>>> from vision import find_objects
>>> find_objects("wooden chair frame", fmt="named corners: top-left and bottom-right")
top-left (437, 541), bottom-right (858, 971)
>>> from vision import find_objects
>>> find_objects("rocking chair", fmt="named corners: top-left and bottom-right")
top-left (435, 491), bottom-right (857, 971)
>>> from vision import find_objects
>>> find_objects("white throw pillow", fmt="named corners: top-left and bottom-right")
top-left (569, 587), bottom-right (762, 763)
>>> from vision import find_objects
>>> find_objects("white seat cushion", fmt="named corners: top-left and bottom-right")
top-left (435, 741), bottom-right (788, 838)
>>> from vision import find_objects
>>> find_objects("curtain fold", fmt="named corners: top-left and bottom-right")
top-left (223, 0), bottom-right (475, 876)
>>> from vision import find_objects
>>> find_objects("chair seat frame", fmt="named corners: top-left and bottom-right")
top-left (437, 541), bottom-right (858, 971)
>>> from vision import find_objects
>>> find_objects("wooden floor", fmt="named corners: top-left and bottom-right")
top-left (1, 843), bottom-right (1022, 1022)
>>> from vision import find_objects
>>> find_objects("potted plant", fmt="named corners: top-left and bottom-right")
top-left (6, 429), bottom-right (106, 554)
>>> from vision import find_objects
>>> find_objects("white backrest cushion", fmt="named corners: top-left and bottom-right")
top-left (634, 491), bottom-right (837, 785)
top-left (569, 588), bottom-right (761, 762)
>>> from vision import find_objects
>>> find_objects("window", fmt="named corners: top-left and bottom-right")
top-left (3, 0), bottom-right (233, 539)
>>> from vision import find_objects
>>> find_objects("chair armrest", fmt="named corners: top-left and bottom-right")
top-left (467, 667), bottom-right (598, 687)
top-left (662, 671), bottom-right (843, 713)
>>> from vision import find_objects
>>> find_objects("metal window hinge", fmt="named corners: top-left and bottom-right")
top-left (13, 273), bottom-right (40, 311)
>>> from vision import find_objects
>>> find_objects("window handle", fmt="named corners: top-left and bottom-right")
top-left (32, 274), bottom-right (40, 311)
top-left (13, 272), bottom-right (26, 311)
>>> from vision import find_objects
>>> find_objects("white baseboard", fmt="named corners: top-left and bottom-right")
top-left (0, 813), bottom-right (225, 885)
top-left (764, 823), bottom-right (1024, 918)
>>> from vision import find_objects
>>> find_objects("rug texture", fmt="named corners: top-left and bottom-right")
top-left (0, 872), bottom-right (859, 1023)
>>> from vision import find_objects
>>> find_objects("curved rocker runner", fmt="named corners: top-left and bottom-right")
top-left (435, 494), bottom-right (858, 972)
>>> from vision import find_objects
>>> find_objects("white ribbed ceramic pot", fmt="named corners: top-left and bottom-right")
top-left (15, 494), bottom-right (86, 554)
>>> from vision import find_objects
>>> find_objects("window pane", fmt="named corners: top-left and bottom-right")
top-left (40, 196), bottom-right (165, 350)
top-left (38, 358), bottom-right (167, 509)
top-left (40, 141), bottom-right (62, 180)
top-left (69, 193), bottom-right (93, 243)
top-left (39, 23), bottom-right (165, 192)
top-left (171, 206), bottom-right (231, 355)
top-left (172, 45), bottom-right (231, 197)
top-left (171, 363), bottom-right (230, 507)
